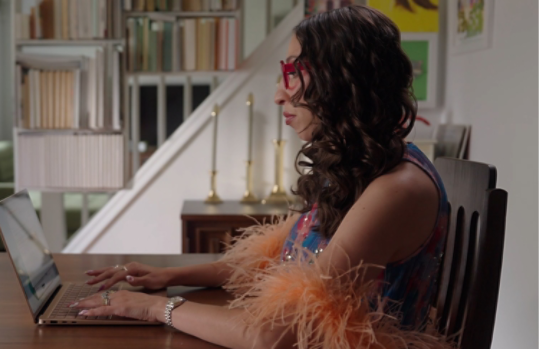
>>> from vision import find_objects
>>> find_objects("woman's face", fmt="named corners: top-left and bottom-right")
top-left (274, 35), bottom-right (318, 142)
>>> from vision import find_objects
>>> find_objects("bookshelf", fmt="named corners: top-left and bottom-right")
top-left (10, 0), bottom-right (244, 193)
top-left (125, 11), bottom-right (239, 17)
top-left (16, 39), bottom-right (125, 46)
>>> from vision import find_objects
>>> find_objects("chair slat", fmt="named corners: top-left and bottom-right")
top-left (433, 157), bottom-right (507, 349)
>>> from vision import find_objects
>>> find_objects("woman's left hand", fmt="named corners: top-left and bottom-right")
top-left (70, 290), bottom-right (168, 323)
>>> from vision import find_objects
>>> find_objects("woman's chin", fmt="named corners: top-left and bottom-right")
top-left (297, 132), bottom-right (312, 142)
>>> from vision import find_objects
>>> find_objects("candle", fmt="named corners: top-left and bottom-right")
top-left (211, 104), bottom-right (219, 172)
top-left (277, 75), bottom-right (283, 141)
top-left (247, 93), bottom-right (254, 162)
top-left (277, 105), bottom-right (283, 141)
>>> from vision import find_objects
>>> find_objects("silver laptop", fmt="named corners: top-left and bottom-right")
top-left (0, 190), bottom-right (159, 326)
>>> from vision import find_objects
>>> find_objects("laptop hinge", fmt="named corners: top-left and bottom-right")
top-left (35, 284), bottom-right (63, 323)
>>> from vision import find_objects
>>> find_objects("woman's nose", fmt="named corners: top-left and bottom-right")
top-left (274, 83), bottom-right (288, 106)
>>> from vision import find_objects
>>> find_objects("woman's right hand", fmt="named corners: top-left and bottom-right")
top-left (85, 262), bottom-right (173, 291)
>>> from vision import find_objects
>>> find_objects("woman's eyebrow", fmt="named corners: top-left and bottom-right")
top-left (285, 56), bottom-right (297, 63)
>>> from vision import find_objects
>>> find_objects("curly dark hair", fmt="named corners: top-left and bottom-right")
top-left (289, 5), bottom-right (417, 239)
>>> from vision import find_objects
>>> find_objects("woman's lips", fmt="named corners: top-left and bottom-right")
top-left (283, 112), bottom-right (296, 125)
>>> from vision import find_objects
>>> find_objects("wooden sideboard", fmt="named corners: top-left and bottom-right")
top-left (180, 200), bottom-right (291, 253)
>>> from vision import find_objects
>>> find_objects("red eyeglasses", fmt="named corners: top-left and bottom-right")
top-left (280, 60), bottom-right (310, 90)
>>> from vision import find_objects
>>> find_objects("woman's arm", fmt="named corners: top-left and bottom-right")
top-left (152, 301), bottom-right (284, 349)
top-left (86, 260), bottom-right (235, 290)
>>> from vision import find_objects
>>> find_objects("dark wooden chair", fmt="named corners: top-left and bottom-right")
top-left (433, 157), bottom-right (508, 349)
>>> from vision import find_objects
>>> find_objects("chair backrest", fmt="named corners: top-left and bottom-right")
top-left (433, 157), bottom-right (508, 349)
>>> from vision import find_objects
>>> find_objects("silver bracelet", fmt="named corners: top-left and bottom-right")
top-left (164, 296), bottom-right (187, 327)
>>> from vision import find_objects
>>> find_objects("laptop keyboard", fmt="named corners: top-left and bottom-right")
top-left (50, 284), bottom-right (118, 320)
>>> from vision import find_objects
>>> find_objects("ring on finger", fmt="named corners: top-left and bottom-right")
top-left (114, 264), bottom-right (128, 272)
top-left (101, 290), bottom-right (116, 306)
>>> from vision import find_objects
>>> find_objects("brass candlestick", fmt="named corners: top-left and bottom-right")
top-left (205, 170), bottom-right (222, 204)
top-left (240, 94), bottom-right (259, 203)
top-left (240, 160), bottom-right (258, 203)
top-left (264, 139), bottom-right (291, 204)
top-left (205, 105), bottom-right (222, 204)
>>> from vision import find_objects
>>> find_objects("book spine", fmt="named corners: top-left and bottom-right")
top-left (142, 17), bottom-right (149, 71)
top-left (35, 2), bottom-right (42, 38)
top-left (62, 0), bottom-right (69, 39)
top-left (73, 69), bottom-right (81, 128)
top-left (15, 66), bottom-right (21, 128)
top-left (196, 18), bottom-right (202, 70)
top-left (40, 71), bottom-right (46, 129)
top-left (112, 50), bottom-right (121, 130)
top-left (23, 73), bottom-right (30, 128)
top-left (29, 70), bottom-right (35, 129)
top-left (171, 21), bottom-right (178, 71)
top-left (79, 57), bottom-right (89, 128)
top-left (127, 18), bottom-right (136, 71)
top-left (107, 0), bottom-right (114, 39)
top-left (54, 0), bottom-right (62, 39)
top-left (98, 0), bottom-right (106, 38)
top-left (40, 0), bottom-right (54, 39)
top-left (35, 70), bottom-right (41, 129)
top-left (55, 70), bottom-right (61, 128)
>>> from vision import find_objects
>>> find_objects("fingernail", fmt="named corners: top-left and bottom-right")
top-left (85, 270), bottom-right (93, 275)
top-left (98, 285), bottom-right (105, 291)
top-left (69, 302), bottom-right (79, 308)
top-left (126, 275), bottom-right (134, 282)
top-left (79, 298), bottom-right (85, 300)
top-left (78, 310), bottom-right (88, 316)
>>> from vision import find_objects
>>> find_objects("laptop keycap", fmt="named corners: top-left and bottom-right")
top-left (50, 283), bottom-right (118, 321)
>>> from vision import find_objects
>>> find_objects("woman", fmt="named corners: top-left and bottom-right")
top-left (72, 5), bottom-right (449, 349)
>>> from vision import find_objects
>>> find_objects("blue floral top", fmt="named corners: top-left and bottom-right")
top-left (279, 143), bottom-right (448, 329)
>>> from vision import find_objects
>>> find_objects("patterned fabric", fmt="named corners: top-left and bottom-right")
top-left (279, 142), bottom-right (448, 330)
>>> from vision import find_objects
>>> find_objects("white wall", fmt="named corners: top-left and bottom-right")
top-left (443, 1), bottom-right (538, 348)
top-left (85, 33), bottom-right (304, 254)
top-left (0, 0), bottom-right (13, 141)
top-left (243, 0), bottom-right (268, 59)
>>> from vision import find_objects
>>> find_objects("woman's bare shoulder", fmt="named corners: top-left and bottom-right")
top-left (363, 160), bottom-right (439, 262)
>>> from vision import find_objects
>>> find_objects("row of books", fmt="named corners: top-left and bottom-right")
top-left (16, 50), bottom-right (122, 130)
top-left (125, 0), bottom-right (238, 11)
top-left (17, 133), bottom-right (124, 190)
top-left (15, 0), bottom-right (123, 40)
top-left (304, 0), bottom-right (355, 17)
top-left (127, 16), bottom-right (238, 72)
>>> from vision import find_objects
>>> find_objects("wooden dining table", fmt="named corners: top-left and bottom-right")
top-left (0, 253), bottom-right (236, 349)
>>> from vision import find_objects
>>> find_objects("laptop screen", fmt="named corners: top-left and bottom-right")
top-left (0, 190), bottom-right (61, 317)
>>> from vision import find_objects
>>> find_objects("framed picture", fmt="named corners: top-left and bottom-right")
top-left (401, 33), bottom-right (438, 109)
top-left (449, 0), bottom-right (495, 55)
top-left (367, 0), bottom-right (439, 32)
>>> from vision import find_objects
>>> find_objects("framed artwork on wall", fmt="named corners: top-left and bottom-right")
top-left (401, 33), bottom-right (438, 109)
top-left (449, 0), bottom-right (495, 54)
top-left (367, 0), bottom-right (439, 32)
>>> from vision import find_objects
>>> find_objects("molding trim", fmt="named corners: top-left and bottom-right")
top-left (63, 3), bottom-right (303, 253)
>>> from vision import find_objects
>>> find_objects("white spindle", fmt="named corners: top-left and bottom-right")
top-left (81, 193), bottom-right (89, 226)
top-left (157, 75), bottom-right (167, 147)
top-left (131, 76), bottom-right (140, 173)
top-left (183, 75), bottom-right (192, 120)
top-left (210, 76), bottom-right (219, 93)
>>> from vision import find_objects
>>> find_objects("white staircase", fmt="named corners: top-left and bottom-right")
top-left (63, 4), bottom-right (304, 254)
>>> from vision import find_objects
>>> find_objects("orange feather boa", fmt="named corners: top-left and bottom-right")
top-left (221, 215), bottom-right (454, 349)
